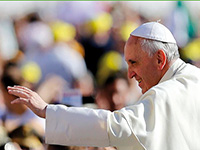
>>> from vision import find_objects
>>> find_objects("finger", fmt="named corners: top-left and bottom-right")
top-left (7, 86), bottom-right (16, 90)
top-left (8, 86), bottom-right (33, 96)
top-left (7, 86), bottom-right (32, 93)
top-left (8, 89), bottom-right (30, 98)
top-left (14, 85), bottom-right (33, 92)
top-left (10, 85), bottom-right (33, 93)
top-left (11, 98), bottom-right (28, 105)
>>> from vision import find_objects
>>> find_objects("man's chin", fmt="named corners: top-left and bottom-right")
top-left (141, 88), bottom-right (147, 94)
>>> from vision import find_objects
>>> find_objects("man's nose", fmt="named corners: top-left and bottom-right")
top-left (128, 68), bottom-right (136, 79)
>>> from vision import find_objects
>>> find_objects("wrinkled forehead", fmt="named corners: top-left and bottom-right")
top-left (124, 36), bottom-right (142, 54)
top-left (124, 36), bottom-right (140, 59)
top-left (126, 35), bottom-right (140, 45)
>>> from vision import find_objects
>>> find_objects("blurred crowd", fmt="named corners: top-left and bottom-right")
top-left (0, 1), bottom-right (200, 150)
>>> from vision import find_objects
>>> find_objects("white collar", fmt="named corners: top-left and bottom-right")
top-left (159, 58), bottom-right (185, 84)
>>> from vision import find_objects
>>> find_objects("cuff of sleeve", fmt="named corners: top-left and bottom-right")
top-left (45, 104), bottom-right (65, 144)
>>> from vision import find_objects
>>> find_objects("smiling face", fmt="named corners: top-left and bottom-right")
top-left (125, 36), bottom-right (164, 94)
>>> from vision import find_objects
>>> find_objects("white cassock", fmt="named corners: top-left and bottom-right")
top-left (45, 58), bottom-right (200, 150)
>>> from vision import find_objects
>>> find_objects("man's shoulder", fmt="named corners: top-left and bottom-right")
top-left (158, 61), bottom-right (200, 89)
top-left (136, 61), bottom-right (200, 104)
top-left (140, 65), bottom-right (200, 102)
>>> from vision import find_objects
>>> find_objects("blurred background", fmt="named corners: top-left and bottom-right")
top-left (0, 1), bottom-right (200, 150)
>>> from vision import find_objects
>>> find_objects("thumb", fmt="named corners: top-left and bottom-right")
top-left (11, 98), bottom-right (28, 105)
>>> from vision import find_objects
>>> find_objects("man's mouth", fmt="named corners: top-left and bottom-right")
top-left (138, 79), bottom-right (142, 83)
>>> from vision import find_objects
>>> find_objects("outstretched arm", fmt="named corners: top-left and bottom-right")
top-left (7, 85), bottom-right (48, 118)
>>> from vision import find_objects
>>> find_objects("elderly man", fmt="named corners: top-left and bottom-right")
top-left (8, 22), bottom-right (200, 150)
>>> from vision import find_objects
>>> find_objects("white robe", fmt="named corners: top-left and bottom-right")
top-left (45, 58), bottom-right (200, 150)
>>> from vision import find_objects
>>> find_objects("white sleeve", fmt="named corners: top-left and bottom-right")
top-left (107, 108), bottom-right (146, 150)
top-left (45, 104), bottom-right (110, 147)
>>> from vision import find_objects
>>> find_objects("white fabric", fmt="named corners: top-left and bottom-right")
top-left (46, 58), bottom-right (200, 150)
top-left (46, 105), bottom-right (110, 147)
top-left (131, 22), bottom-right (176, 44)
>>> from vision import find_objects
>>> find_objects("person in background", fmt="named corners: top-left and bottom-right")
top-left (8, 22), bottom-right (200, 150)
top-left (95, 71), bottom-right (130, 111)
top-left (0, 62), bottom-right (45, 150)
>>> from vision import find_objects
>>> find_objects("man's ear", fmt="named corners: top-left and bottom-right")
top-left (156, 50), bottom-right (166, 70)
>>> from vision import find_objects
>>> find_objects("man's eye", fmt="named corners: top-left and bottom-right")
top-left (129, 60), bottom-right (136, 65)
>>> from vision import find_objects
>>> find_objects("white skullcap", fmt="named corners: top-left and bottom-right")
top-left (131, 22), bottom-right (176, 44)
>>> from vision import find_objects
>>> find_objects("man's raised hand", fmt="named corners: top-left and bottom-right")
top-left (7, 85), bottom-right (48, 118)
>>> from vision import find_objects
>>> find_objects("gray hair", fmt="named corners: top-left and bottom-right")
top-left (139, 38), bottom-right (180, 62)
